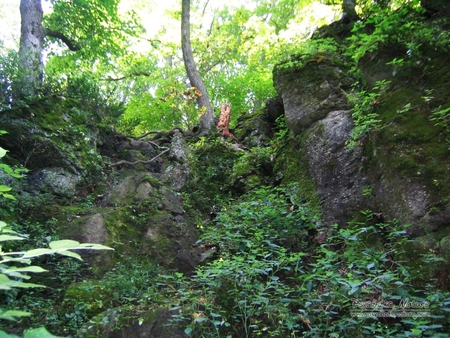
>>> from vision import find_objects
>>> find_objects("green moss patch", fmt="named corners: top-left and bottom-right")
top-left (369, 85), bottom-right (450, 204)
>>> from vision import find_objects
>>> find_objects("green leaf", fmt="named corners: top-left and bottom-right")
top-left (4, 266), bottom-right (48, 274)
top-left (0, 309), bottom-right (32, 321)
top-left (2, 271), bottom-right (31, 280)
top-left (77, 243), bottom-right (114, 250)
top-left (0, 272), bottom-right (45, 289)
top-left (194, 316), bottom-right (207, 323)
top-left (23, 327), bottom-right (65, 338)
top-left (410, 329), bottom-right (422, 336)
top-left (50, 240), bottom-right (111, 252)
top-left (22, 248), bottom-right (57, 259)
top-left (49, 239), bottom-right (80, 249)
top-left (0, 186), bottom-right (12, 192)
top-left (0, 235), bottom-right (25, 242)
top-left (58, 251), bottom-right (82, 261)
top-left (0, 148), bottom-right (7, 158)
top-left (9, 282), bottom-right (45, 289)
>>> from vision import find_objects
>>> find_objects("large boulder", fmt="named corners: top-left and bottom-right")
top-left (273, 59), bottom-right (353, 134)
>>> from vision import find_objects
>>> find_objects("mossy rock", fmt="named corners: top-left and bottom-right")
top-left (401, 233), bottom-right (450, 289)
top-left (233, 109), bottom-right (274, 147)
top-left (0, 96), bottom-right (109, 187)
top-left (274, 134), bottom-right (320, 210)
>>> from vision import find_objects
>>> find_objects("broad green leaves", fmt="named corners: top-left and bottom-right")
top-left (45, 0), bottom-right (141, 59)
top-left (0, 222), bottom-right (113, 290)
top-left (0, 327), bottom-right (64, 338)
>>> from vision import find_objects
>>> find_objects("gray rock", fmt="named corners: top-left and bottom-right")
top-left (304, 110), bottom-right (371, 225)
top-left (274, 61), bottom-right (353, 134)
top-left (168, 129), bottom-right (188, 164)
top-left (162, 129), bottom-right (190, 191)
top-left (82, 213), bottom-right (109, 245)
top-left (27, 167), bottom-right (81, 198)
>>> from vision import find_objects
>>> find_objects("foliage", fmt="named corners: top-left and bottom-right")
top-left (44, 0), bottom-right (141, 61)
top-left (339, 0), bottom-right (450, 148)
top-left (0, 141), bottom-right (113, 337)
top-left (230, 146), bottom-right (273, 188)
top-left (185, 137), bottom-right (240, 212)
top-left (430, 105), bottom-right (450, 149)
top-left (0, 47), bottom-right (19, 110)
top-left (113, 0), bottom-right (338, 133)
top-left (150, 186), bottom-right (450, 337)
top-left (2, 0), bottom-right (450, 336)
top-left (346, 1), bottom-right (425, 67)
top-left (347, 79), bottom-right (391, 145)
top-left (159, 185), bottom-right (316, 337)
top-left (274, 37), bottom-right (341, 73)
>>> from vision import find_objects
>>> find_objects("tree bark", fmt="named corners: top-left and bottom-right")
top-left (16, 0), bottom-right (45, 99)
top-left (181, 0), bottom-right (215, 135)
top-left (217, 103), bottom-right (234, 138)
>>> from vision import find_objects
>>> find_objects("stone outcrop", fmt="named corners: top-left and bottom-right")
top-left (273, 59), bottom-right (353, 134)
top-left (273, 48), bottom-right (450, 239)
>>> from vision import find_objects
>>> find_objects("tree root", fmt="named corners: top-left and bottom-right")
top-left (111, 148), bottom-right (170, 167)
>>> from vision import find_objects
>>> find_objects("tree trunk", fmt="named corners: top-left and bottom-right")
top-left (16, 0), bottom-right (45, 99)
top-left (181, 0), bottom-right (214, 135)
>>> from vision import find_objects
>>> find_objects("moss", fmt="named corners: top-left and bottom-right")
top-left (364, 84), bottom-right (450, 206)
top-left (151, 234), bottom-right (176, 265)
top-left (274, 134), bottom-right (320, 211)
top-left (401, 230), bottom-right (450, 289)
top-left (141, 175), bottom-right (161, 187)
top-left (61, 281), bottom-right (113, 318)
top-left (233, 109), bottom-right (273, 142)
top-left (1, 96), bottom-right (110, 188)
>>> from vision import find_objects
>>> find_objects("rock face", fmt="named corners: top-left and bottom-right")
top-left (273, 60), bottom-right (353, 134)
top-left (0, 98), bottom-right (198, 272)
top-left (303, 110), bottom-right (370, 226)
top-left (273, 48), bottom-right (450, 239)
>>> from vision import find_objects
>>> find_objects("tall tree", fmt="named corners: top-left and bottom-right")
top-left (181, 0), bottom-right (215, 135)
top-left (14, 0), bottom-right (138, 101)
top-left (16, 0), bottom-right (45, 99)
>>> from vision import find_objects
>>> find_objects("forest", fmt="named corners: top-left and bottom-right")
top-left (1, 0), bottom-right (450, 337)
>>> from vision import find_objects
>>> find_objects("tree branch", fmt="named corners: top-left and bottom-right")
top-left (44, 28), bottom-right (81, 51)
top-left (102, 71), bottom-right (152, 81)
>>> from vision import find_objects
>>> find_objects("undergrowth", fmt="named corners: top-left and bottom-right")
top-left (154, 186), bottom-right (450, 337)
